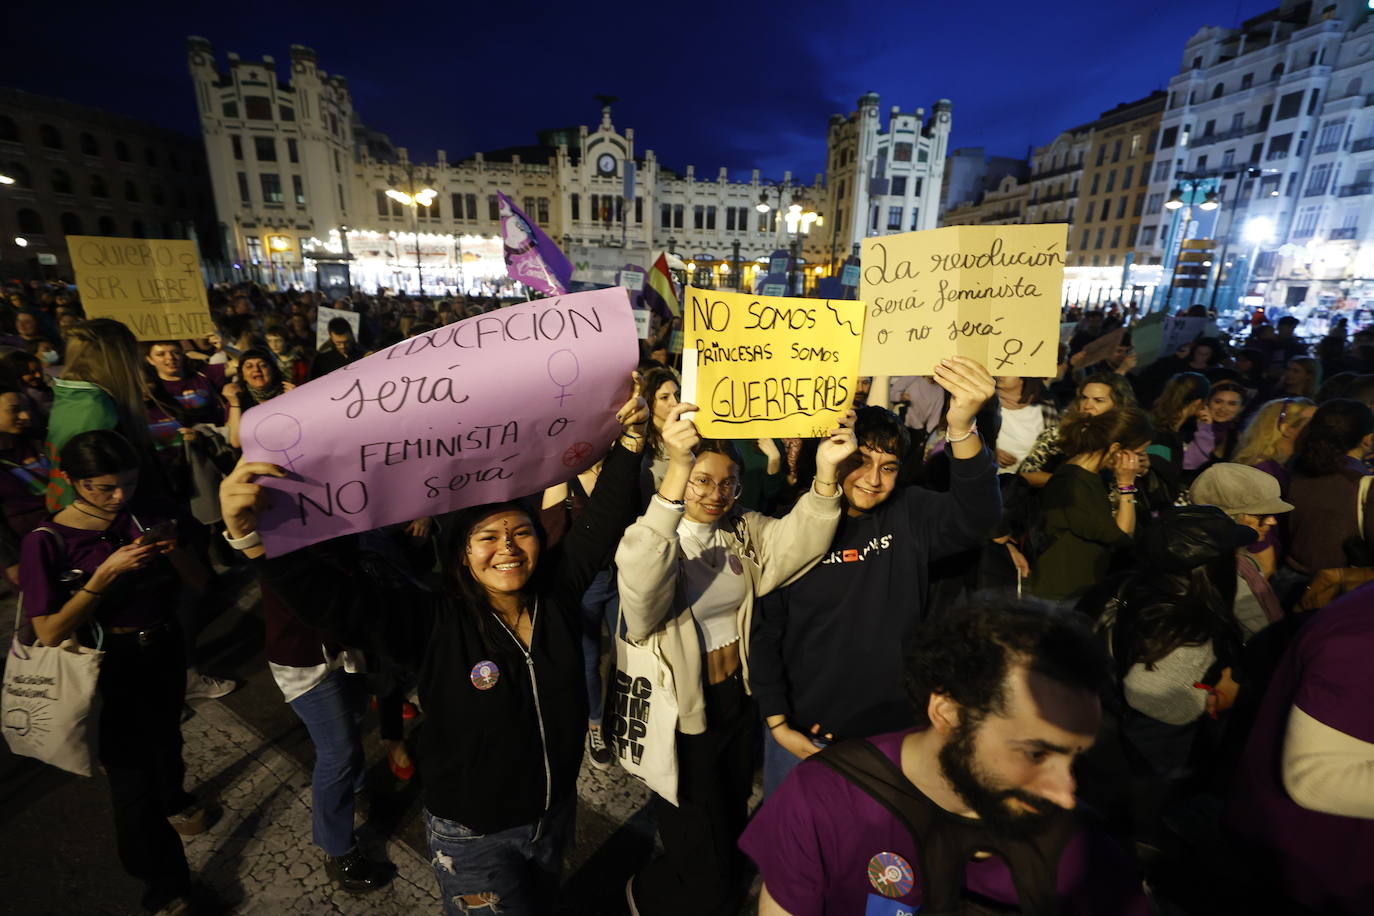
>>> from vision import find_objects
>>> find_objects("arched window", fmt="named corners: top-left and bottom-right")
top-left (17, 209), bottom-right (44, 234)
top-left (97, 216), bottom-right (117, 235)
top-left (124, 180), bottom-right (140, 202)
top-left (1211, 83), bottom-right (1225, 99)
top-left (115, 140), bottom-right (131, 162)
top-left (60, 213), bottom-right (83, 235)
top-left (5, 162), bottom-right (31, 188)
top-left (130, 220), bottom-right (146, 238)
top-left (1272, 63), bottom-right (1285, 79)
top-left (50, 168), bottom-right (73, 194)
top-left (0, 116), bottom-right (18, 142)
top-left (90, 175), bottom-right (109, 198)
top-left (80, 132), bottom-right (100, 156)
top-left (38, 124), bottom-right (63, 149)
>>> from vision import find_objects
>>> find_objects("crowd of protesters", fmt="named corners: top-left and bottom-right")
top-left (2, 273), bottom-right (1373, 915)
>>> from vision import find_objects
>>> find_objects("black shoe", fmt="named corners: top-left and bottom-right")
top-left (325, 848), bottom-right (394, 894)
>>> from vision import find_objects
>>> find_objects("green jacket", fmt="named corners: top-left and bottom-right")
top-left (44, 378), bottom-right (118, 511)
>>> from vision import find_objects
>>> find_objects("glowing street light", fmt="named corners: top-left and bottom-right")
top-left (13, 237), bottom-right (28, 247)
top-left (1244, 216), bottom-right (1275, 244)
top-left (0, 174), bottom-right (15, 185)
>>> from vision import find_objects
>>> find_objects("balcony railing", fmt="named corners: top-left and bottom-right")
top-left (1314, 142), bottom-right (1344, 155)
top-left (1329, 227), bottom-right (1358, 239)
top-left (1351, 137), bottom-right (1374, 152)
top-left (1338, 183), bottom-right (1372, 197)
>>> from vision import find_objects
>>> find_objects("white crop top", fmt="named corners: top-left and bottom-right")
top-left (677, 516), bottom-right (748, 652)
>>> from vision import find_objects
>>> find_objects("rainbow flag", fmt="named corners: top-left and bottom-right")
top-left (643, 252), bottom-right (680, 320)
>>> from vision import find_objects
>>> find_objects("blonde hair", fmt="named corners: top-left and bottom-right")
top-left (63, 319), bottom-right (154, 452)
top-left (1232, 397), bottom-right (1316, 467)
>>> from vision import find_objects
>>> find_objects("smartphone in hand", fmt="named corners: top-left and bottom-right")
top-left (139, 520), bottom-right (179, 546)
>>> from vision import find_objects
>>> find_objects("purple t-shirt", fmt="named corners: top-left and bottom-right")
top-left (740, 729), bottom-right (1148, 916)
top-left (1226, 582), bottom-right (1374, 914)
top-left (19, 502), bottom-right (181, 630)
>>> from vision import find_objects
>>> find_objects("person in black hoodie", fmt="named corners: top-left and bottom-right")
top-left (217, 377), bottom-right (648, 915)
top-left (750, 356), bottom-right (1001, 797)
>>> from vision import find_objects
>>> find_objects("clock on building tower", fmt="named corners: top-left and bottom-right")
top-left (597, 153), bottom-right (616, 177)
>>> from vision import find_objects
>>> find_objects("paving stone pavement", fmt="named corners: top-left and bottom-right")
top-left (178, 698), bottom-right (441, 913)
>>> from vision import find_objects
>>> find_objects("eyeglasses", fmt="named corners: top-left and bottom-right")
top-left (687, 475), bottom-right (741, 499)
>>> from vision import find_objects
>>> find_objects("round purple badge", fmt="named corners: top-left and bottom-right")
top-left (867, 851), bottom-right (914, 898)
top-left (469, 660), bottom-right (500, 690)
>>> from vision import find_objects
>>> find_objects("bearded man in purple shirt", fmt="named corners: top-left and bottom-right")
top-left (740, 597), bottom-right (1148, 916)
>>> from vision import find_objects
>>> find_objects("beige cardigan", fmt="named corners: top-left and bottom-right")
top-left (615, 486), bottom-right (841, 735)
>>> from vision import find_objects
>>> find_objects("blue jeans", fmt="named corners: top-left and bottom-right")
top-left (288, 669), bottom-right (367, 857)
top-left (762, 721), bottom-right (805, 798)
top-left (580, 569), bottom-right (620, 725)
top-left (424, 798), bottom-right (574, 915)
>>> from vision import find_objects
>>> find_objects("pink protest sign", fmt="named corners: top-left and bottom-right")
top-left (241, 288), bottom-right (638, 556)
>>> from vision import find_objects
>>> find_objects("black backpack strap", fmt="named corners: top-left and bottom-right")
top-left (811, 738), bottom-right (1073, 916)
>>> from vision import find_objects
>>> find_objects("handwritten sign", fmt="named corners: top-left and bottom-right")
top-left (679, 287), bottom-right (865, 437)
top-left (1073, 327), bottom-right (1125, 369)
top-left (1162, 315), bottom-right (1209, 356)
top-left (240, 288), bottom-right (638, 557)
top-left (66, 236), bottom-right (214, 341)
top-left (633, 309), bottom-right (651, 339)
top-left (858, 225), bottom-right (1066, 377)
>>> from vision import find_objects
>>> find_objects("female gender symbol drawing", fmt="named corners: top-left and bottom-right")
top-left (547, 349), bottom-right (581, 407)
top-left (252, 412), bottom-right (305, 471)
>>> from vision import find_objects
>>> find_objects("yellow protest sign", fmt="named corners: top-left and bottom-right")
top-left (858, 224), bottom-right (1066, 377)
top-left (66, 236), bottom-right (215, 341)
top-left (681, 287), bottom-right (866, 438)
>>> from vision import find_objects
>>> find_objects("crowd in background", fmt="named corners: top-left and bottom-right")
top-left (2, 273), bottom-right (1372, 915)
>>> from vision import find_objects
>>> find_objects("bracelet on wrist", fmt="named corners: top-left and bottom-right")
top-left (945, 419), bottom-right (979, 444)
top-left (80, 586), bottom-right (103, 598)
top-left (1116, 485), bottom-right (1138, 493)
top-left (768, 720), bottom-right (787, 731)
top-left (814, 478), bottom-right (837, 487)
top-left (655, 492), bottom-right (685, 507)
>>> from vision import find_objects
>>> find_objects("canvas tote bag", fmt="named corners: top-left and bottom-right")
top-left (607, 607), bottom-right (680, 805)
top-left (2, 530), bottom-right (105, 777)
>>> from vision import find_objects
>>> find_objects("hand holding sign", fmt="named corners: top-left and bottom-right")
top-left (219, 460), bottom-right (289, 553)
top-left (661, 403), bottom-right (702, 468)
top-left (814, 409), bottom-right (859, 479)
top-left (933, 356), bottom-right (996, 433)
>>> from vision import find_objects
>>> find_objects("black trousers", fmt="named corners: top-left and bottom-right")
top-left (634, 671), bottom-right (758, 916)
top-left (97, 624), bottom-right (194, 911)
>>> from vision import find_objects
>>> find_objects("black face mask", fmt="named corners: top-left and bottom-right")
top-left (937, 714), bottom-right (1068, 839)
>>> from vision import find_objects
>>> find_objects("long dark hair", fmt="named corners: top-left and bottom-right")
top-left (640, 366), bottom-right (680, 460)
top-left (1292, 398), bottom-right (1374, 477)
top-left (1110, 553), bottom-right (1241, 672)
top-left (1152, 372), bottom-right (1210, 433)
top-left (60, 428), bottom-right (140, 482)
top-left (437, 500), bottom-right (548, 650)
top-left (236, 348), bottom-right (287, 407)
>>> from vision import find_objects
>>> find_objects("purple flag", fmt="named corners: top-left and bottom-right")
top-left (497, 191), bottom-right (573, 296)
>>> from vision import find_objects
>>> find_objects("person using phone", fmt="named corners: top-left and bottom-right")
top-left (18, 429), bottom-right (211, 915)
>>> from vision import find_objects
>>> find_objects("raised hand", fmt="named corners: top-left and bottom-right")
top-left (933, 356), bottom-right (995, 433)
top-left (815, 409), bottom-right (858, 479)
top-left (661, 403), bottom-right (701, 467)
top-left (616, 371), bottom-right (648, 440)
top-left (219, 459), bottom-right (288, 540)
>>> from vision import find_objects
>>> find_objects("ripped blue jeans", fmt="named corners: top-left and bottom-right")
top-left (424, 798), bottom-right (574, 914)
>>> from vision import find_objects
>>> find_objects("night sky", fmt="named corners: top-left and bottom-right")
top-left (5, 0), bottom-right (1275, 179)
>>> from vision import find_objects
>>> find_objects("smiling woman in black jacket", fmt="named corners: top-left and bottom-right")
top-left (218, 379), bottom-right (647, 915)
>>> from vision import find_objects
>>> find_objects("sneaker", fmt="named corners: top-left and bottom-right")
top-left (326, 848), bottom-right (395, 894)
top-left (185, 671), bottom-right (236, 701)
top-left (168, 801), bottom-right (215, 836)
top-left (585, 725), bottom-right (614, 772)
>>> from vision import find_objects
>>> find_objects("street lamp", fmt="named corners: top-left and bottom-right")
top-left (388, 166), bottom-right (437, 295)
top-left (0, 174), bottom-right (14, 185)
top-left (785, 202), bottom-right (821, 295)
top-left (14, 237), bottom-right (28, 248)
top-left (1159, 175), bottom-right (1221, 312)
